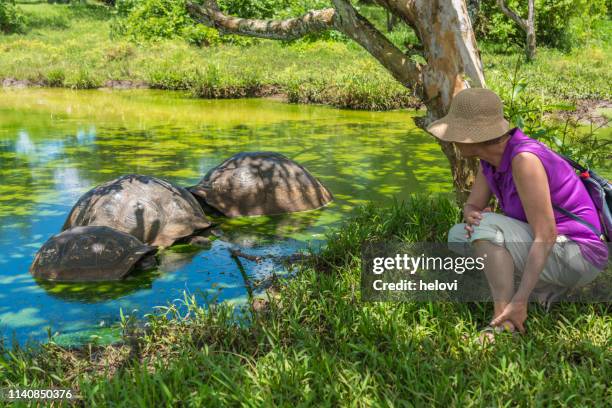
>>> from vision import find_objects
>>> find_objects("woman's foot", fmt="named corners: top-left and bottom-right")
top-left (477, 320), bottom-right (517, 344)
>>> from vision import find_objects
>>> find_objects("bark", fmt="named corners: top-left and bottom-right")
top-left (497, 0), bottom-right (536, 60)
top-left (187, 0), bottom-right (487, 203)
top-left (408, 0), bottom-right (485, 201)
top-left (526, 0), bottom-right (536, 60)
top-left (186, 3), bottom-right (336, 41)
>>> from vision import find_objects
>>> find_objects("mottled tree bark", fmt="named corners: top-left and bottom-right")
top-left (497, 0), bottom-right (536, 60)
top-left (187, 0), bottom-right (486, 202)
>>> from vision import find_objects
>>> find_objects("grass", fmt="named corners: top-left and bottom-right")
top-left (1, 195), bottom-right (610, 406)
top-left (483, 45), bottom-right (612, 102)
top-left (1, 3), bottom-right (610, 111)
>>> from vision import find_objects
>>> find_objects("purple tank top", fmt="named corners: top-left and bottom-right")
top-left (481, 128), bottom-right (608, 269)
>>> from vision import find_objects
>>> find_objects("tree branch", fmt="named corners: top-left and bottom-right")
top-left (527, 0), bottom-right (534, 27)
top-left (187, 2), bottom-right (336, 40)
top-left (330, 0), bottom-right (422, 91)
top-left (372, 0), bottom-right (418, 30)
top-left (496, 0), bottom-right (528, 31)
top-left (186, 0), bottom-right (422, 92)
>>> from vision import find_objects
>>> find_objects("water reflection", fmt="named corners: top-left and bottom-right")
top-left (0, 88), bottom-right (452, 345)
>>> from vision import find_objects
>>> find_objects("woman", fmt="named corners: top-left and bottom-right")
top-left (427, 88), bottom-right (608, 338)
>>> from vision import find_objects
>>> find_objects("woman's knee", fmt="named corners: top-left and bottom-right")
top-left (447, 214), bottom-right (503, 243)
top-left (470, 213), bottom-right (508, 245)
top-left (448, 223), bottom-right (468, 243)
top-left (477, 212), bottom-right (506, 228)
top-left (448, 212), bottom-right (519, 247)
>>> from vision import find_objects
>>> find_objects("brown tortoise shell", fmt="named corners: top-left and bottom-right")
top-left (30, 226), bottom-right (157, 282)
top-left (189, 152), bottom-right (333, 217)
top-left (63, 175), bottom-right (211, 247)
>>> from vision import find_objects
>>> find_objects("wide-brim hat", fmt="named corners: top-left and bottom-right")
top-left (426, 88), bottom-right (510, 143)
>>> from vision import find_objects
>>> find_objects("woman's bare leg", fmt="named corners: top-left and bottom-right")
top-left (473, 239), bottom-right (517, 338)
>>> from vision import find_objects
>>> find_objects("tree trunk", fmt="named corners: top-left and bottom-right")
top-left (497, 0), bottom-right (536, 61)
top-left (187, 0), bottom-right (486, 203)
top-left (525, 0), bottom-right (536, 60)
top-left (526, 27), bottom-right (536, 60)
top-left (409, 1), bottom-right (484, 202)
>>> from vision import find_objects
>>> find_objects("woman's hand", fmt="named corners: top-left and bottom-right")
top-left (463, 205), bottom-right (492, 239)
top-left (462, 165), bottom-right (493, 239)
top-left (490, 302), bottom-right (528, 334)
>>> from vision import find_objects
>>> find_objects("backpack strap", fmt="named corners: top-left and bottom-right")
top-left (552, 205), bottom-right (602, 238)
top-left (555, 153), bottom-right (587, 173)
top-left (507, 141), bottom-right (604, 237)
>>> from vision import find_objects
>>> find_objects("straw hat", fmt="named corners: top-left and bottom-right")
top-left (426, 88), bottom-right (510, 143)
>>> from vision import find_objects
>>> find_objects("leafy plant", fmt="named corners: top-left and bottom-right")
top-left (0, 0), bottom-right (25, 34)
top-left (500, 57), bottom-right (610, 170)
top-left (219, 0), bottom-right (288, 19)
top-left (111, 0), bottom-right (222, 46)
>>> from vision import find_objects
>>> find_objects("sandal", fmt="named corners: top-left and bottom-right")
top-left (477, 322), bottom-right (518, 345)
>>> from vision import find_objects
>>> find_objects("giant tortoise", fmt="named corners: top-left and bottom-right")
top-left (30, 226), bottom-right (158, 282)
top-left (63, 175), bottom-right (211, 247)
top-left (189, 152), bottom-right (333, 217)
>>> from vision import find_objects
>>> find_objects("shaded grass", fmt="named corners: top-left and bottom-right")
top-left (1, 195), bottom-right (610, 406)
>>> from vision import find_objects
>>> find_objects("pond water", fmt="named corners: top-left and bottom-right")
top-left (0, 88), bottom-right (452, 345)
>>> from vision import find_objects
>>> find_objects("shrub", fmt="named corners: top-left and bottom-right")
top-left (218, 0), bottom-right (288, 19)
top-left (46, 68), bottom-right (66, 87)
top-left (498, 58), bottom-right (610, 170)
top-left (0, 0), bottom-right (25, 34)
top-left (112, 0), bottom-right (221, 46)
top-left (474, 0), bottom-right (609, 51)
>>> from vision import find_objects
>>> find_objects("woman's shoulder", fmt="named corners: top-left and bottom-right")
top-left (509, 133), bottom-right (557, 164)
top-left (509, 132), bottom-right (577, 184)
top-left (509, 131), bottom-right (548, 153)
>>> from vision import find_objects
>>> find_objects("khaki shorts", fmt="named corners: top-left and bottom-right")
top-left (447, 212), bottom-right (602, 303)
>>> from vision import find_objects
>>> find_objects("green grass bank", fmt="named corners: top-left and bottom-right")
top-left (1, 195), bottom-right (610, 406)
top-left (1, 2), bottom-right (611, 110)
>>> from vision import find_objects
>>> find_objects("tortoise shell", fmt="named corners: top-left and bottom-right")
top-left (30, 226), bottom-right (158, 282)
top-left (63, 175), bottom-right (211, 247)
top-left (189, 152), bottom-right (333, 217)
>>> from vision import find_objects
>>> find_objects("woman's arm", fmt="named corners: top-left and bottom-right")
top-left (463, 165), bottom-right (493, 238)
top-left (491, 151), bottom-right (557, 332)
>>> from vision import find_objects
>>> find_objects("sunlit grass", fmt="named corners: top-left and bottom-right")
top-left (2, 3), bottom-right (609, 110)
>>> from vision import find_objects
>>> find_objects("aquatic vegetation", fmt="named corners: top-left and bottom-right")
top-left (0, 88), bottom-right (450, 344)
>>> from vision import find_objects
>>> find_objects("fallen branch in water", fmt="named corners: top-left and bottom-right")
top-left (228, 248), bottom-right (312, 265)
top-left (229, 248), bottom-right (263, 263)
